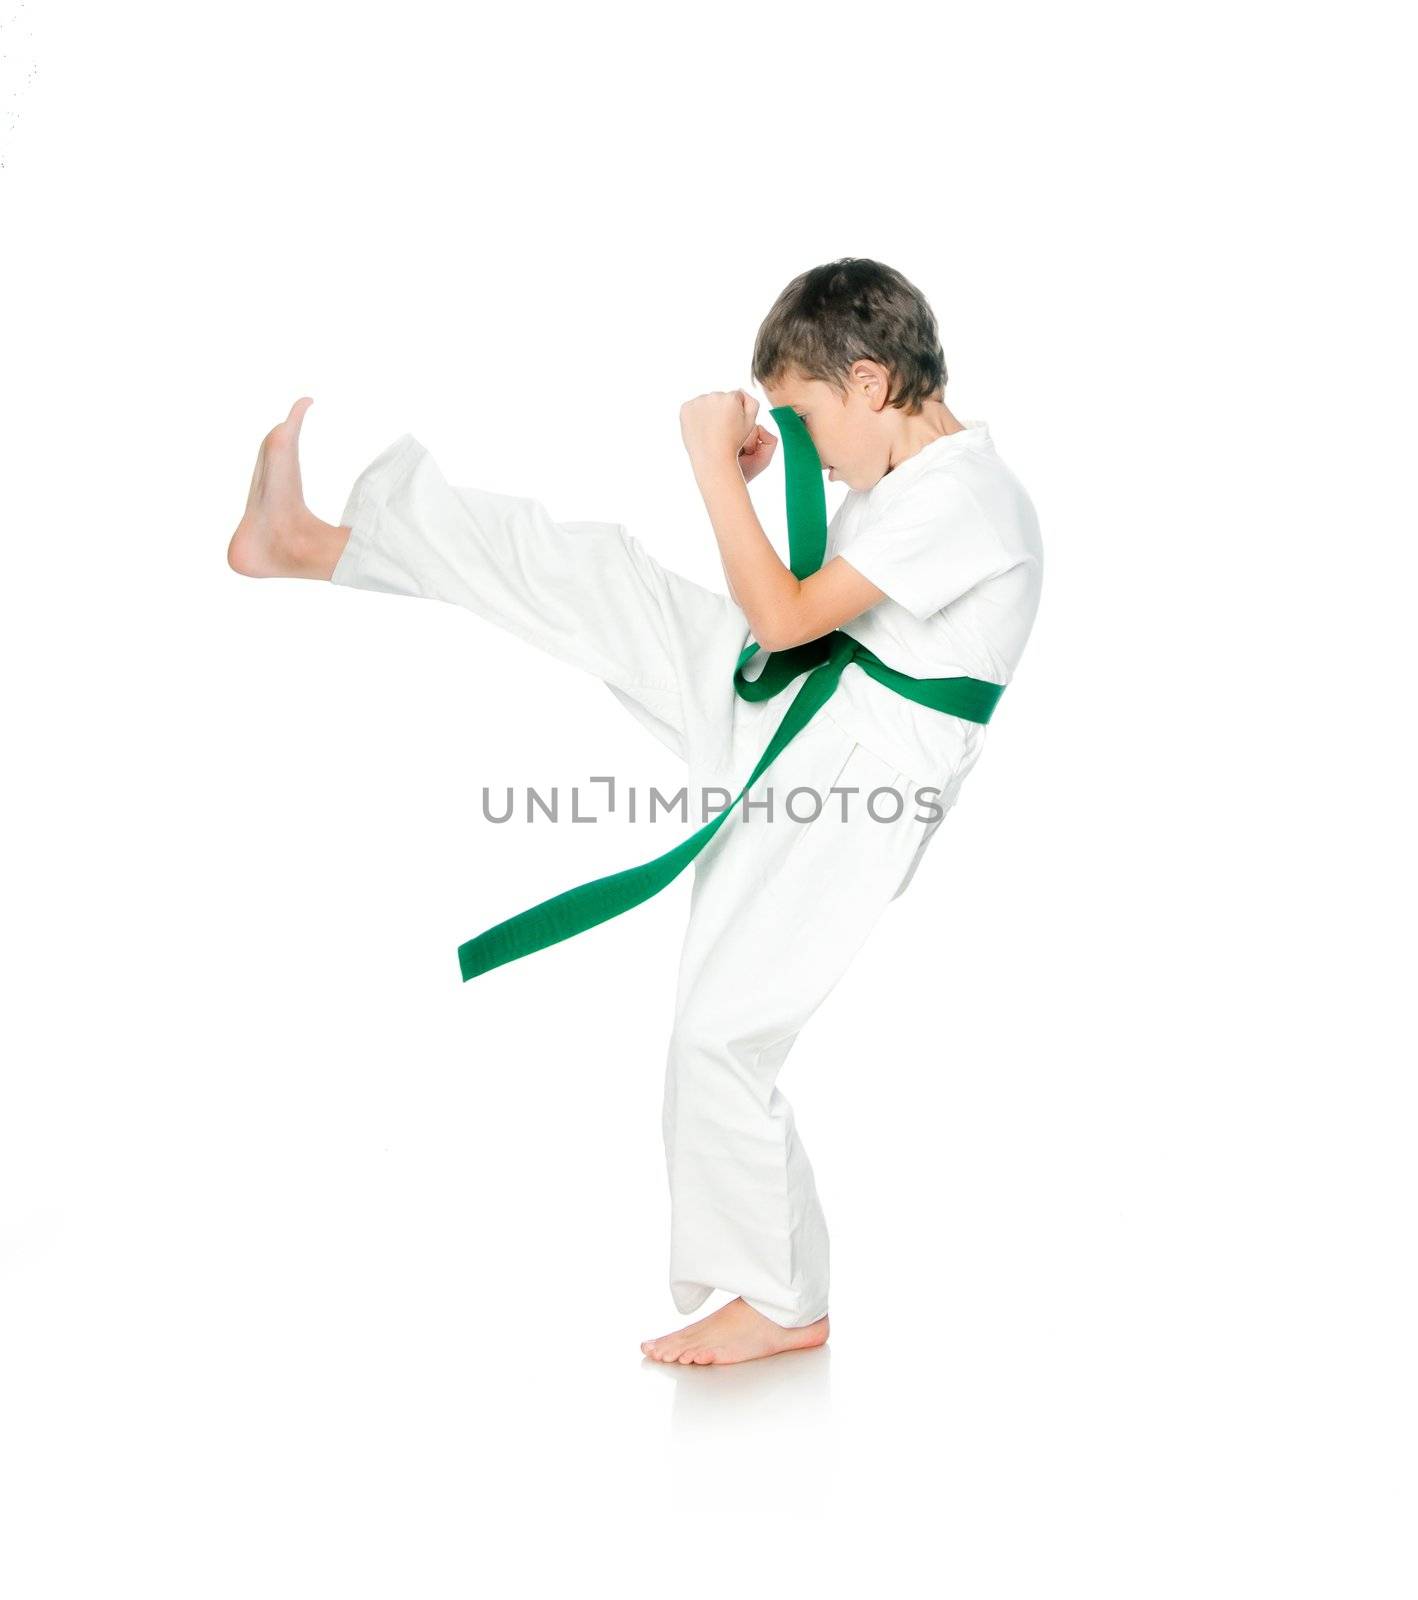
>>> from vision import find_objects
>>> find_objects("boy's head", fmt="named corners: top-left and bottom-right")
top-left (753, 258), bottom-right (950, 491)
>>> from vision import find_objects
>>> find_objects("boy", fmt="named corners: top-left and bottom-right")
top-left (227, 257), bottom-right (1043, 1366)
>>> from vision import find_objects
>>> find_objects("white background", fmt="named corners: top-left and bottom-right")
top-left (2, 2), bottom-right (1414, 1593)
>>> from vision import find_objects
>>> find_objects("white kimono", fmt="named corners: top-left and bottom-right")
top-left (331, 420), bottom-right (1043, 1327)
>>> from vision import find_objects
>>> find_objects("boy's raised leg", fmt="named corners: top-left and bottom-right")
top-left (227, 396), bottom-right (351, 580)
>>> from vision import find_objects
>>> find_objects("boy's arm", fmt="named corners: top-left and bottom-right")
top-left (692, 455), bottom-right (886, 650)
top-left (717, 547), bottom-right (742, 609)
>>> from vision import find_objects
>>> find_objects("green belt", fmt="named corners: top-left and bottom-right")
top-left (456, 406), bottom-right (1005, 983)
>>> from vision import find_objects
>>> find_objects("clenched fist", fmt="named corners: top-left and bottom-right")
top-left (679, 389), bottom-right (778, 483)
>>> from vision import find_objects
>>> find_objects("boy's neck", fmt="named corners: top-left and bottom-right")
top-left (882, 399), bottom-right (968, 475)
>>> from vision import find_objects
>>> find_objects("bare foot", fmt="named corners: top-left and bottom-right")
top-left (227, 396), bottom-right (349, 579)
top-left (641, 1297), bottom-right (829, 1366)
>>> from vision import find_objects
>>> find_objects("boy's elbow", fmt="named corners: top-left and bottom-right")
top-left (754, 616), bottom-right (799, 654)
top-left (751, 584), bottom-right (811, 654)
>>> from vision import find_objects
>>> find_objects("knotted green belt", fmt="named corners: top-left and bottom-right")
top-left (456, 406), bottom-right (1005, 982)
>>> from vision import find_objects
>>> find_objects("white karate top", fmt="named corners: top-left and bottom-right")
top-left (815, 419), bottom-right (1044, 796)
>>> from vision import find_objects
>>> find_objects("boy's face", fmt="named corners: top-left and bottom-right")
top-left (761, 364), bottom-right (896, 493)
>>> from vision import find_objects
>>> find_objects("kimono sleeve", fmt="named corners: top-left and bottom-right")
top-left (837, 474), bottom-right (1022, 621)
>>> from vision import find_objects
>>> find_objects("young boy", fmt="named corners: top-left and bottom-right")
top-left (227, 257), bottom-right (1043, 1366)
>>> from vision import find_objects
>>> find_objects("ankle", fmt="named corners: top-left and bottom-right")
top-left (290, 512), bottom-right (349, 579)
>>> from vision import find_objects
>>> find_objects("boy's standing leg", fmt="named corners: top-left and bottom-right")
top-left (640, 713), bottom-right (937, 1365)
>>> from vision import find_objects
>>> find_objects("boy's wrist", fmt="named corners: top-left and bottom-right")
top-left (691, 451), bottom-right (747, 498)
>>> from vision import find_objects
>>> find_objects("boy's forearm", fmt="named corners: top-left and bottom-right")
top-left (692, 456), bottom-right (801, 647)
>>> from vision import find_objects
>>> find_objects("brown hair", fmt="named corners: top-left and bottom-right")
top-left (751, 258), bottom-right (948, 416)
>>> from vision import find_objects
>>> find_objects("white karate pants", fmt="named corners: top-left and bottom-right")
top-left (333, 434), bottom-right (948, 1328)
